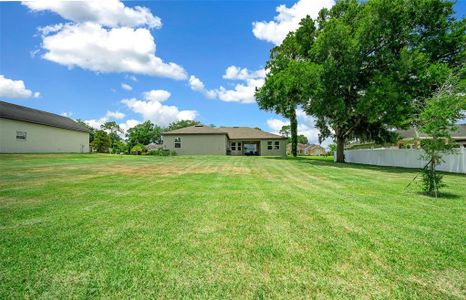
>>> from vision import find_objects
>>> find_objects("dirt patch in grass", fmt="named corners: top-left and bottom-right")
top-left (88, 164), bottom-right (251, 177)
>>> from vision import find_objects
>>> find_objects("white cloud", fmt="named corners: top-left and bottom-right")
top-left (223, 66), bottom-right (266, 81)
top-left (252, 0), bottom-right (334, 45)
top-left (267, 109), bottom-right (332, 148)
top-left (267, 119), bottom-right (288, 133)
top-left (126, 75), bottom-right (137, 82)
top-left (189, 75), bottom-right (216, 99)
top-left (216, 78), bottom-right (264, 104)
top-left (23, 0), bottom-right (161, 29)
top-left (106, 111), bottom-right (125, 119)
top-left (25, 1), bottom-right (186, 80)
top-left (143, 89), bottom-right (171, 102)
top-left (119, 119), bottom-right (140, 134)
top-left (190, 66), bottom-right (266, 104)
top-left (61, 112), bottom-right (73, 118)
top-left (85, 110), bottom-right (126, 129)
top-left (37, 23), bottom-right (64, 36)
top-left (122, 90), bottom-right (197, 127)
top-left (0, 75), bottom-right (40, 99)
top-left (121, 83), bottom-right (132, 91)
top-left (39, 22), bottom-right (187, 80)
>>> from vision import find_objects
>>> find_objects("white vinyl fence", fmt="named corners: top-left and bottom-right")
top-left (340, 148), bottom-right (466, 174)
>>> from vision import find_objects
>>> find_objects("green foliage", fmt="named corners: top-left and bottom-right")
top-left (90, 130), bottom-right (111, 153)
top-left (417, 76), bottom-right (466, 197)
top-left (101, 121), bottom-right (123, 148)
top-left (255, 28), bottom-right (320, 157)
top-left (126, 121), bottom-right (162, 150)
top-left (147, 149), bottom-right (174, 156)
top-left (328, 143), bottom-right (337, 156)
top-left (279, 125), bottom-right (290, 138)
top-left (166, 120), bottom-right (200, 131)
top-left (297, 135), bottom-right (308, 145)
top-left (76, 119), bottom-right (95, 143)
top-left (291, 0), bottom-right (465, 162)
top-left (131, 144), bottom-right (145, 155)
top-left (112, 140), bottom-right (128, 154)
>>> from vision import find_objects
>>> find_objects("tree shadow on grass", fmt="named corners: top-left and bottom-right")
top-left (414, 191), bottom-right (463, 200)
top-left (263, 156), bottom-right (466, 178)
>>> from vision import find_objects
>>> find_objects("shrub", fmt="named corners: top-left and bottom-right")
top-left (147, 149), bottom-right (175, 156)
top-left (131, 144), bottom-right (145, 155)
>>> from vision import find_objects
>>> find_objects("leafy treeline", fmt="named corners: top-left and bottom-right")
top-left (256, 0), bottom-right (465, 162)
top-left (76, 119), bottom-right (200, 153)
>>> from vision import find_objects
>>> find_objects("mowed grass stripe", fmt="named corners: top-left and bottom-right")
top-left (0, 154), bottom-right (464, 298)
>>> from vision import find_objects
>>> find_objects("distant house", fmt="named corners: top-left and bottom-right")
top-left (286, 143), bottom-right (327, 156)
top-left (397, 124), bottom-right (466, 148)
top-left (162, 125), bottom-right (286, 156)
top-left (144, 143), bottom-right (163, 152)
top-left (0, 101), bottom-right (89, 153)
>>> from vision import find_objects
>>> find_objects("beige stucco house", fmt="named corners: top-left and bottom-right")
top-left (162, 125), bottom-right (287, 156)
top-left (0, 101), bottom-right (89, 153)
top-left (286, 143), bottom-right (327, 156)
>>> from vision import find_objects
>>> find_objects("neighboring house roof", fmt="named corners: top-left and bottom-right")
top-left (287, 143), bottom-right (326, 151)
top-left (145, 143), bottom-right (163, 150)
top-left (0, 100), bottom-right (89, 133)
top-left (286, 143), bottom-right (309, 150)
top-left (305, 144), bottom-right (326, 151)
top-left (397, 124), bottom-right (466, 140)
top-left (163, 125), bottom-right (286, 140)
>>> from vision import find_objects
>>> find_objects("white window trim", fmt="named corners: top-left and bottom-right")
top-left (174, 137), bottom-right (181, 148)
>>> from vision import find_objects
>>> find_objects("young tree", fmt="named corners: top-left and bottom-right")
top-left (300, 0), bottom-right (464, 162)
top-left (166, 120), bottom-right (200, 131)
top-left (416, 76), bottom-right (466, 197)
top-left (91, 130), bottom-right (111, 153)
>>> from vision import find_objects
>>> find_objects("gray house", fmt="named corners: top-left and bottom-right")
top-left (162, 125), bottom-right (286, 156)
top-left (0, 101), bottom-right (89, 153)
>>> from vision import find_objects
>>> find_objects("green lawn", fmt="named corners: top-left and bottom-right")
top-left (0, 154), bottom-right (465, 299)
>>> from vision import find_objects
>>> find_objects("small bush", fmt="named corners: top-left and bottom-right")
top-left (147, 149), bottom-right (174, 156)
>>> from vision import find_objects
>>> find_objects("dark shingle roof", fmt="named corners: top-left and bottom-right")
top-left (0, 101), bottom-right (89, 133)
top-left (397, 124), bottom-right (466, 139)
top-left (163, 125), bottom-right (286, 140)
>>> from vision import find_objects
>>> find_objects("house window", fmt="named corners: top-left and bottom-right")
top-left (267, 141), bottom-right (273, 150)
top-left (174, 137), bottom-right (181, 148)
top-left (231, 142), bottom-right (236, 151)
top-left (237, 142), bottom-right (242, 151)
top-left (16, 131), bottom-right (27, 140)
top-left (274, 141), bottom-right (280, 150)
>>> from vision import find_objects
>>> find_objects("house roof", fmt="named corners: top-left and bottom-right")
top-left (162, 125), bottom-right (227, 135)
top-left (163, 125), bottom-right (286, 140)
top-left (0, 100), bottom-right (89, 133)
top-left (286, 143), bottom-right (326, 150)
top-left (221, 127), bottom-right (285, 140)
top-left (397, 124), bottom-right (466, 139)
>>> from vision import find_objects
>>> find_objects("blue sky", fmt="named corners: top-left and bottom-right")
top-left (1, 0), bottom-right (465, 145)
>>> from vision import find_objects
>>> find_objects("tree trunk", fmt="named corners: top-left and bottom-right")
top-left (336, 136), bottom-right (345, 163)
top-left (290, 109), bottom-right (298, 157)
